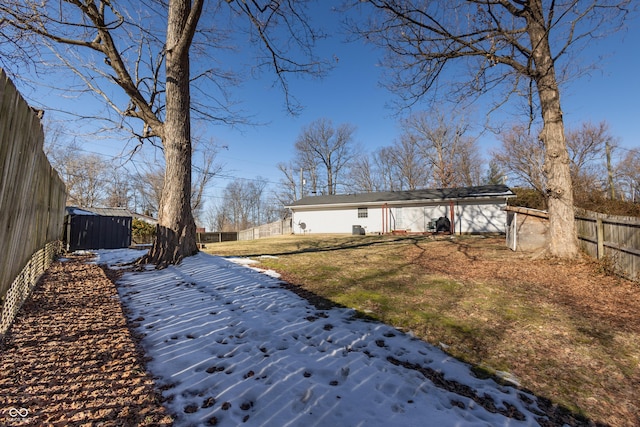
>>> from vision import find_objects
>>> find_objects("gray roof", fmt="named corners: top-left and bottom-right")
top-left (287, 185), bottom-right (515, 208)
top-left (66, 206), bottom-right (132, 217)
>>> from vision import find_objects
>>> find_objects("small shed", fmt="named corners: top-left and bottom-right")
top-left (505, 206), bottom-right (549, 251)
top-left (64, 206), bottom-right (132, 251)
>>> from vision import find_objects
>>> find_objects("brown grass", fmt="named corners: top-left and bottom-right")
top-left (205, 234), bottom-right (640, 427)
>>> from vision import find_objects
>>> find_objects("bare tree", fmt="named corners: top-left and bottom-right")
top-left (349, 0), bottom-right (634, 258)
top-left (70, 153), bottom-right (110, 207)
top-left (388, 133), bottom-right (430, 190)
top-left (493, 120), bottom-right (622, 207)
top-left (205, 203), bottom-right (230, 233)
top-left (616, 149), bottom-right (640, 202)
top-left (216, 178), bottom-right (270, 231)
top-left (265, 195), bottom-right (288, 223)
top-left (372, 146), bottom-right (402, 191)
top-left (276, 161), bottom-right (302, 205)
top-left (46, 140), bottom-right (110, 207)
top-left (219, 181), bottom-right (248, 231)
top-left (566, 122), bottom-right (611, 177)
top-left (492, 124), bottom-right (547, 195)
top-left (130, 139), bottom-right (222, 221)
top-left (294, 118), bottom-right (357, 195)
top-left (402, 110), bottom-right (481, 188)
top-left (565, 121), bottom-right (620, 201)
top-left (104, 169), bottom-right (133, 208)
top-left (349, 155), bottom-right (382, 193)
top-left (131, 163), bottom-right (165, 217)
top-left (292, 144), bottom-right (322, 196)
top-left (1, 0), bottom-right (327, 266)
top-left (191, 142), bottom-right (224, 222)
top-left (456, 139), bottom-right (484, 187)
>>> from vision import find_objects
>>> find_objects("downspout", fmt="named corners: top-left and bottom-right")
top-left (449, 201), bottom-right (455, 234)
top-left (513, 212), bottom-right (517, 250)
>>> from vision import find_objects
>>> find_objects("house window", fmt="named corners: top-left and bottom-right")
top-left (358, 208), bottom-right (368, 218)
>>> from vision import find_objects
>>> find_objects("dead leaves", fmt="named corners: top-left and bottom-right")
top-left (0, 257), bottom-right (172, 426)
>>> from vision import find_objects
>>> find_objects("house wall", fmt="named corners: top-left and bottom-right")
top-left (291, 199), bottom-right (509, 235)
top-left (455, 201), bottom-right (509, 234)
top-left (391, 205), bottom-right (449, 231)
top-left (292, 206), bottom-right (385, 234)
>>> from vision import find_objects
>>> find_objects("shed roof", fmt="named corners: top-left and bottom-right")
top-left (66, 206), bottom-right (132, 217)
top-left (287, 185), bottom-right (515, 209)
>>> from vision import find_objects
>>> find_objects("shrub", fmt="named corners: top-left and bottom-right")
top-left (508, 187), bottom-right (547, 210)
top-left (132, 218), bottom-right (156, 244)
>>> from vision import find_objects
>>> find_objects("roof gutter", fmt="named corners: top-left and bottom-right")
top-left (287, 194), bottom-right (515, 210)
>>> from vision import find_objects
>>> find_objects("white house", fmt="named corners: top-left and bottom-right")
top-left (286, 185), bottom-right (516, 235)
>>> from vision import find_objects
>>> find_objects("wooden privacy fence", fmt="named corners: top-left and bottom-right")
top-left (575, 208), bottom-right (639, 282)
top-left (197, 231), bottom-right (238, 245)
top-left (238, 219), bottom-right (292, 241)
top-left (0, 69), bottom-right (67, 337)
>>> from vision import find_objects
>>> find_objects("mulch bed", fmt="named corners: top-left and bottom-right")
top-left (0, 255), bottom-right (172, 426)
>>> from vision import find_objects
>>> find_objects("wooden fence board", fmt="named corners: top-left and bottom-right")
top-left (238, 219), bottom-right (293, 241)
top-left (0, 69), bottom-right (66, 337)
top-left (575, 208), bottom-right (640, 282)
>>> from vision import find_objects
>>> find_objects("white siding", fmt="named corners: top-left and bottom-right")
top-left (392, 205), bottom-right (448, 231)
top-left (291, 199), bottom-right (509, 235)
top-left (292, 206), bottom-right (384, 234)
top-left (454, 201), bottom-right (508, 233)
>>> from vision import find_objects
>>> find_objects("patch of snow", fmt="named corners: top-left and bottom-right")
top-left (72, 250), bottom-right (94, 256)
top-left (96, 249), bottom-right (550, 427)
top-left (496, 370), bottom-right (521, 387)
top-left (226, 257), bottom-right (281, 279)
top-left (66, 207), bottom-right (99, 216)
top-left (92, 248), bottom-right (145, 267)
top-left (226, 257), bottom-right (259, 266)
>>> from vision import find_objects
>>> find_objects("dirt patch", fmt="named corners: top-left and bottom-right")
top-left (0, 256), bottom-right (172, 426)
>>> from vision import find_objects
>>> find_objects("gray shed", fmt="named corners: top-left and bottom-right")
top-left (64, 207), bottom-right (132, 251)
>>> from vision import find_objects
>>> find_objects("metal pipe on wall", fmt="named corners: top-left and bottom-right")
top-left (450, 201), bottom-right (455, 234)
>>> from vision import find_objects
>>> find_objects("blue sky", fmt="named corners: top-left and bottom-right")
top-left (14, 3), bottom-right (640, 210)
top-left (201, 3), bottom-right (640, 196)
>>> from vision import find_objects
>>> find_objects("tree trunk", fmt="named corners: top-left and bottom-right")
top-left (326, 158), bottom-right (334, 195)
top-left (538, 92), bottom-right (579, 258)
top-left (142, 0), bottom-right (199, 267)
top-left (528, 2), bottom-right (579, 258)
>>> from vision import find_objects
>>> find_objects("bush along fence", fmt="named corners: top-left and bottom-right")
top-left (0, 69), bottom-right (66, 338)
top-left (238, 219), bottom-right (292, 241)
top-left (575, 208), bottom-right (640, 282)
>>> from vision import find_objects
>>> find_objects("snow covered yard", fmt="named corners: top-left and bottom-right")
top-left (99, 249), bottom-right (559, 427)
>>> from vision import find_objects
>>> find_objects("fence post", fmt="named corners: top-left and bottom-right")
top-left (596, 218), bottom-right (604, 259)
